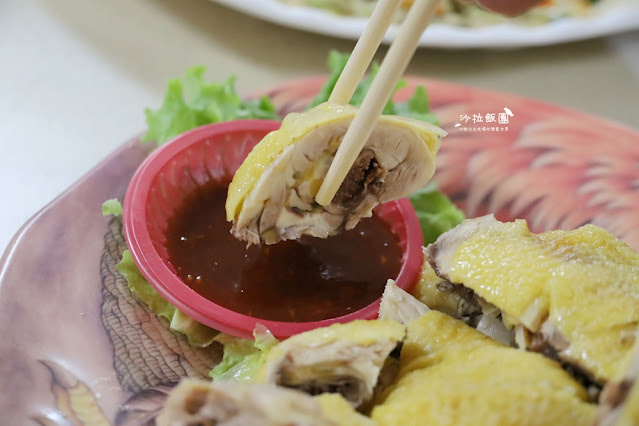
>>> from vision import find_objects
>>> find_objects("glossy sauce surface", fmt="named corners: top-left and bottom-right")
top-left (165, 182), bottom-right (403, 322)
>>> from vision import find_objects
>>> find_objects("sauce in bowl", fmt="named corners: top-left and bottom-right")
top-left (124, 120), bottom-right (423, 338)
top-left (165, 181), bottom-right (403, 322)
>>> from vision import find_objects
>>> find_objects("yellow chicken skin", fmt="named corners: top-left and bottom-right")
top-left (409, 248), bottom-right (461, 318)
top-left (157, 379), bottom-right (374, 426)
top-left (371, 311), bottom-right (596, 426)
top-left (315, 393), bottom-right (376, 426)
top-left (426, 215), bottom-right (639, 383)
top-left (595, 325), bottom-right (639, 426)
top-left (257, 319), bottom-right (406, 408)
top-left (226, 102), bottom-right (445, 244)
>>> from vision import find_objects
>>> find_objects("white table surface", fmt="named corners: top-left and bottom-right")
top-left (1, 0), bottom-right (639, 255)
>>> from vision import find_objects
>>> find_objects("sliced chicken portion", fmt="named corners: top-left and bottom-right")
top-left (157, 380), bottom-right (331, 426)
top-left (257, 319), bottom-right (405, 408)
top-left (156, 379), bottom-right (373, 426)
top-left (425, 215), bottom-right (639, 384)
top-left (595, 327), bottom-right (639, 426)
top-left (226, 102), bottom-right (445, 244)
top-left (315, 393), bottom-right (377, 426)
top-left (378, 279), bottom-right (430, 325)
top-left (371, 311), bottom-right (596, 426)
top-left (380, 278), bottom-right (514, 347)
top-left (410, 250), bottom-right (462, 318)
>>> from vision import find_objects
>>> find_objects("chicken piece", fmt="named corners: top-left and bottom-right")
top-left (371, 311), bottom-right (596, 426)
top-left (156, 379), bottom-right (373, 426)
top-left (226, 102), bottom-right (445, 244)
top-left (410, 247), bottom-right (471, 318)
top-left (378, 279), bottom-right (430, 325)
top-left (425, 215), bottom-right (639, 384)
top-left (315, 393), bottom-right (376, 426)
top-left (595, 326), bottom-right (639, 426)
top-left (257, 319), bottom-right (405, 408)
top-left (381, 277), bottom-right (514, 347)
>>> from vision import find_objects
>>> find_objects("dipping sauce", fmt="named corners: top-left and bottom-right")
top-left (165, 182), bottom-right (403, 322)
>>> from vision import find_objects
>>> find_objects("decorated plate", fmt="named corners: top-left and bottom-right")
top-left (1, 76), bottom-right (638, 424)
top-left (209, 0), bottom-right (639, 48)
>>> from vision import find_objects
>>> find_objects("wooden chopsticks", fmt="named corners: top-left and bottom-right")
top-left (329, 0), bottom-right (403, 104)
top-left (316, 0), bottom-right (441, 207)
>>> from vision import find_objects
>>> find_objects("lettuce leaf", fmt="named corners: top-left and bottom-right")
top-left (309, 50), bottom-right (349, 109)
top-left (142, 53), bottom-right (437, 148)
top-left (210, 325), bottom-right (278, 382)
top-left (116, 250), bottom-right (217, 347)
top-left (117, 250), bottom-right (176, 319)
top-left (393, 85), bottom-right (439, 124)
top-left (309, 51), bottom-right (404, 115)
top-left (310, 50), bottom-right (437, 124)
top-left (409, 182), bottom-right (465, 245)
top-left (142, 67), bottom-right (279, 146)
top-left (103, 204), bottom-right (217, 346)
top-left (102, 199), bottom-right (123, 217)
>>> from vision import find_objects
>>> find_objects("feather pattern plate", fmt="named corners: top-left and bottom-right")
top-left (0, 76), bottom-right (638, 424)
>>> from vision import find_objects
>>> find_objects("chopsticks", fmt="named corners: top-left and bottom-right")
top-left (329, 0), bottom-right (403, 104)
top-left (316, 0), bottom-right (441, 207)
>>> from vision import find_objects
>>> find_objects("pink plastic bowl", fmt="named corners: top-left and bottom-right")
top-left (123, 120), bottom-right (424, 339)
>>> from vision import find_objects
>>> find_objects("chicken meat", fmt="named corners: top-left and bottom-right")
top-left (226, 102), bottom-right (445, 244)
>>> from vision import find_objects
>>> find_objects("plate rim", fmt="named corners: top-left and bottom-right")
top-left (209, 0), bottom-right (639, 48)
top-left (0, 137), bottom-right (143, 277)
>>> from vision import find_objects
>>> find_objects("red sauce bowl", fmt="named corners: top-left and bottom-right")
top-left (123, 120), bottom-right (424, 339)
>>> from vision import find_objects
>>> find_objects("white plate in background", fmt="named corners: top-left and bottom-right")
top-left (210, 0), bottom-right (639, 48)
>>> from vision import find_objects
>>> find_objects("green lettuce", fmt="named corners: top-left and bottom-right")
top-left (142, 67), bottom-right (279, 146)
top-left (101, 198), bottom-right (123, 217)
top-left (309, 50), bottom-right (438, 124)
top-left (117, 250), bottom-right (175, 319)
top-left (210, 325), bottom-right (278, 382)
top-left (409, 182), bottom-right (465, 245)
top-left (393, 85), bottom-right (439, 124)
top-left (102, 201), bottom-right (218, 346)
top-left (116, 250), bottom-right (218, 347)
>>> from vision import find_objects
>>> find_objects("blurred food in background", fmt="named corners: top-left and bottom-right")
top-left (279, 0), bottom-right (618, 27)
